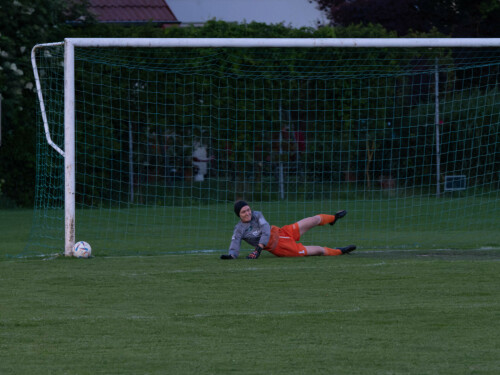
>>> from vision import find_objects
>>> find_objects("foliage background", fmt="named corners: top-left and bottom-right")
top-left (1, 0), bottom-right (499, 207)
top-left (313, 0), bottom-right (500, 36)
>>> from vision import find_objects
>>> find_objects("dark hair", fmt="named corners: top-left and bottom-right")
top-left (234, 200), bottom-right (249, 217)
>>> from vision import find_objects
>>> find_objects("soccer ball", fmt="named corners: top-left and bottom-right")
top-left (73, 241), bottom-right (92, 258)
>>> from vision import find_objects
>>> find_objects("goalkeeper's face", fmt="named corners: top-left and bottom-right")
top-left (239, 205), bottom-right (252, 223)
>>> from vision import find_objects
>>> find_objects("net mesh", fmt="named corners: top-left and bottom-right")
top-left (27, 43), bottom-right (500, 256)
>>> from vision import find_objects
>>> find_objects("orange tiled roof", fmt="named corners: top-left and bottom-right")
top-left (88, 0), bottom-right (179, 23)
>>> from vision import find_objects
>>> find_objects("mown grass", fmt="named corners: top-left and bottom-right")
top-left (1, 208), bottom-right (499, 374)
top-left (0, 209), bottom-right (34, 256)
top-left (13, 195), bottom-right (500, 258)
top-left (1, 252), bottom-right (499, 375)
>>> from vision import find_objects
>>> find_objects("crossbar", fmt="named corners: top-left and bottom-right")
top-left (66, 37), bottom-right (500, 48)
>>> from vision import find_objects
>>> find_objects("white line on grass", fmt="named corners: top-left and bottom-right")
top-left (117, 263), bottom-right (391, 277)
top-left (192, 307), bottom-right (361, 318)
top-left (6, 246), bottom-right (499, 262)
top-left (2, 308), bottom-right (361, 324)
top-left (7, 302), bottom-right (500, 324)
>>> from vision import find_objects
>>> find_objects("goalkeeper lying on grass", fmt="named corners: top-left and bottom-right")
top-left (221, 200), bottom-right (356, 260)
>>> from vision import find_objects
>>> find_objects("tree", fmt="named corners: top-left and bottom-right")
top-left (312, 0), bottom-right (500, 37)
top-left (0, 0), bottom-right (90, 206)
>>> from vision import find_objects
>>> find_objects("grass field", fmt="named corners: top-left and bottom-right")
top-left (1, 209), bottom-right (499, 374)
top-left (20, 196), bottom-right (500, 257)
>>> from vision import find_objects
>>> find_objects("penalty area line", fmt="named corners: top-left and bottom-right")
top-left (8, 247), bottom-right (498, 261)
top-left (361, 247), bottom-right (500, 253)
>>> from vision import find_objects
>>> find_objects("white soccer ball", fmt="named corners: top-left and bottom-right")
top-left (73, 241), bottom-right (92, 258)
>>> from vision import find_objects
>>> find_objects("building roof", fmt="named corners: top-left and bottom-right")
top-left (88, 0), bottom-right (179, 24)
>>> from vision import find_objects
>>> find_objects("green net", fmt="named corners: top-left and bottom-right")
top-left (27, 43), bottom-right (500, 257)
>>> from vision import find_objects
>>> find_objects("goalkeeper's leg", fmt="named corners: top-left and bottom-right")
top-left (297, 210), bottom-right (347, 236)
top-left (305, 245), bottom-right (356, 256)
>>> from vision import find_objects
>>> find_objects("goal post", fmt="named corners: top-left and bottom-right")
top-left (64, 40), bottom-right (76, 257)
top-left (30, 38), bottom-right (500, 256)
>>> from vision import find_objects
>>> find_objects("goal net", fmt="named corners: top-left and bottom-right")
top-left (28, 38), bottom-right (500, 256)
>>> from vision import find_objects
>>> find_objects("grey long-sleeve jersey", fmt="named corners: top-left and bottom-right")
top-left (228, 211), bottom-right (271, 258)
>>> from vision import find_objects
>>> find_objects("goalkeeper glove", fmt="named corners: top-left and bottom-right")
top-left (220, 254), bottom-right (234, 260)
top-left (246, 246), bottom-right (262, 259)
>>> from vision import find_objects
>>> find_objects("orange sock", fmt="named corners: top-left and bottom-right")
top-left (318, 214), bottom-right (336, 226)
top-left (324, 247), bottom-right (342, 256)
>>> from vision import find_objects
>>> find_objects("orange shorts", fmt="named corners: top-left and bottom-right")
top-left (266, 223), bottom-right (308, 257)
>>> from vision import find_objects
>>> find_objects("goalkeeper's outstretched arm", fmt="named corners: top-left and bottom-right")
top-left (221, 245), bottom-right (263, 260)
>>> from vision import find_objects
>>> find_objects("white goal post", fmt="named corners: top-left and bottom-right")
top-left (31, 37), bottom-right (500, 256)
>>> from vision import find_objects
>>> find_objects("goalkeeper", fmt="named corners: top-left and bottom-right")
top-left (221, 200), bottom-right (356, 260)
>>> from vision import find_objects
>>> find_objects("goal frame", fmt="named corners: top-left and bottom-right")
top-left (31, 37), bottom-right (500, 256)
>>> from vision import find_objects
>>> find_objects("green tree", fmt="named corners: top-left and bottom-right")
top-left (0, 0), bottom-right (91, 206)
top-left (313, 0), bottom-right (500, 37)
top-left (7, 16), bottom-right (497, 205)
